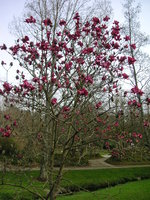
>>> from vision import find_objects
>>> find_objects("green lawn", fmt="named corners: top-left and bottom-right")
top-left (62, 167), bottom-right (150, 190)
top-left (58, 179), bottom-right (150, 200)
top-left (0, 167), bottom-right (150, 199)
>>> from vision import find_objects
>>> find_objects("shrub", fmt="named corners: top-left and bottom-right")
top-left (0, 137), bottom-right (18, 157)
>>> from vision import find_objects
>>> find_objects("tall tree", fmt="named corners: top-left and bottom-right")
top-left (6, 0), bottom-right (114, 180)
top-left (0, 10), bottom-right (136, 199)
top-left (122, 0), bottom-right (150, 147)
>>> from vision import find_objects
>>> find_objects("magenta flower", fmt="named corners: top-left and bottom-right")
top-left (85, 75), bottom-right (93, 84)
top-left (77, 88), bottom-right (88, 96)
top-left (0, 43), bottom-right (7, 50)
top-left (128, 56), bottom-right (136, 65)
top-left (82, 47), bottom-right (93, 55)
top-left (25, 16), bottom-right (36, 23)
top-left (96, 102), bottom-right (102, 109)
top-left (138, 133), bottom-right (143, 139)
top-left (103, 16), bottom-right (110, 21)
top-left (122, 73), bottom-right (129, 79)
top-left (131, 86), bottom-right (144, 96)
top-left (144, 121), bottom-right (149, 127)
top-left (3, 82), bottom-right (12, 93)
top-left (132, 132), bottom-right (137, 138)
top-left (3, 131), bottom-right (11, 137)
top-left (22, 36), bottom-right (29, 43)
top-left (92, 17), bottom-right (100, 24)
top-left (124, 35), bottom-right (130, 41)
top-left (43, 18), bottom-right (52, 27)
top-left (73, 13), bottom-right (80, 20)
top-left (119, 56), bottom-right (126, 63)
top-left (51, 98), bottom-right (57, 105)
top-left (62, 106), bottom-right (70, 112)
top-left (4, 115), bottom-right (10, 120)
top-left (130, 44), bottom-right (136, 50)
top-left (59, 20), bottom-right (66, 26)
top-left (65, 62), bottom-right (72, 72)
top-left (13, 120), bottom-right (17, 126)
top-left (114, 121), bottom-right (119, 127)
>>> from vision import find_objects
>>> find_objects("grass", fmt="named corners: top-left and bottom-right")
top-left (58, 179), bottom-right (150, 200)
top-left (0, 167), bottom-right (150, 199)
top-left (106, 159), bottom-right (150, 166)
top-left (61, 167), bottom-right (150, 190)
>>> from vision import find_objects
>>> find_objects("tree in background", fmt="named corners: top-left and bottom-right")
top-left (121, 0), bottom-right (150, 147)
top-left (9, 0), bottom-right (113, 39)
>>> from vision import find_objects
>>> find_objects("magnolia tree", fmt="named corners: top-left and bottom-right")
top-left (0, 13), bottom-right (143, 199)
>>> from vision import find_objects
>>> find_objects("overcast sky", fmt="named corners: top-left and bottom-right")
top-left (0, 0), bottom-right (150, 82)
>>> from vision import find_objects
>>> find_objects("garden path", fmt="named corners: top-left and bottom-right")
top-left (0, 155), bottom-right (150, 171)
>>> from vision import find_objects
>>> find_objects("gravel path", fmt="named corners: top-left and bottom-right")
top-left (0, 155), bottom-right (150, 171)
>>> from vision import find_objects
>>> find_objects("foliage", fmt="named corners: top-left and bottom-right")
top-left (0, 138), bottom-right (18, 158)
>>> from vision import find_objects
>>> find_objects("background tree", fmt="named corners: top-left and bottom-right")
top-left (9, 0), bottom-right (113, 39)
top-left (121, 0), bottom-right (150, 147)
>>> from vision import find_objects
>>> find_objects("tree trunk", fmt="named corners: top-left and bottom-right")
top-left (39, 161), bottom-right (48, 181)
top-left (39, 150), bottom-right (49, 181)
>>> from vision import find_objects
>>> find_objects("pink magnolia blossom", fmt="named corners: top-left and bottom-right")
top-left (73, 13), bottom-right (80, 20)
top-left (0, 43), bottom-right (7, 50)
top-left (122, 73), bottom-right (129, 79)
top-left (3, 131), bottom-right (11, 137)
top-left (114, 121), bottom-right (119, 127)
top-left (128, 56), bottom-right (136, 65)
top-left (96, 102), bottom-right (102, 109)
top-left (124, 35), bottom-right (130, 41)
top-left (77, 41), bottom-right (83, 47)
top-left (62, 106), bottom-right (70, 112)
top-left (132, 132), bottom-right (137, 138)
top-left (10, 44), bottom-right (20, 55)
top-left (144, 121), bottom-right (149, 127)
top-left (92, 17), bottom-right (100, 24)
top-left (59, 20), bottom-right (66, 26)
top-left (131, 86), bottom-right (144, 96)
top-left (21, 80), bottom-right (35, 91)
top-left (119, 56), bottom-right (126, 63)
top-left (103, 16), bottom-right (110, 21)
top-left (82, 47), bottom-right (93, 54)
top-left (13, 120), bottom-right (17, 126)
top-left (111, 41), bottom-right (120, 49)
top-left (85, 75), bottom-right (93, 84)
top-left (102, 76), bottom-right (106, 81)
top-left (25, 16), bottom-right (36, 23)
top-left (22, 36), bottom-right (29, 43)
top-left (3, 82), bottom-right (12, 93)
top-left (4, 115), bottom-right (10, 120)
top-left (51, 98), bottom-right (57, 105)
top-left (130, 44), bottom-right (136, 50)
top-left (77, 88), bottom-right (88, 96)
top-left (65, 62), bottom-right (72, 72)
top-left (43, 18), bottom-right (52, 26)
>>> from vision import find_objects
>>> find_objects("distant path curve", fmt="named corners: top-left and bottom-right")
top-left (1, 155), bottom-right (150, 171)
top-left (88, 154), bottom-right (113, 168)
